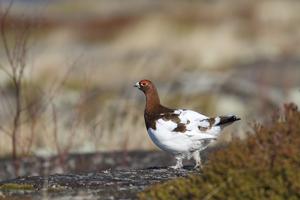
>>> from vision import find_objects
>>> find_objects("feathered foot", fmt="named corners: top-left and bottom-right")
top-left (170, 156), bottom-right (183, 169)
top-left (192, 151), bottom-right (202, 169)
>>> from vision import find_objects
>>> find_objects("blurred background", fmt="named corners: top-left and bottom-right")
top-left (0, 0), bottom-right (299, 164)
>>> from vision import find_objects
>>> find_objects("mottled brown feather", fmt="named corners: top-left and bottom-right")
top-left (139, 80), bottom-right (186, 132)
top-left (144, 106), bottom-right (175, 130)
top-left (173, 123), bottom-right (187, 132)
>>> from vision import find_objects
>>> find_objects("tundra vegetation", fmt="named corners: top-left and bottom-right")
top-left (139, 103), bottom-right (300, 199)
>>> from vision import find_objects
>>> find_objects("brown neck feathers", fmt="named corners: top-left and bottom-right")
top-left (145, 85), bottom-right (160, 113)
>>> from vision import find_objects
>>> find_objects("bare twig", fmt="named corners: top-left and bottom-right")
top-left (0, 0), bottom-right (14, 69)
top-left (0, 125), bottom-right (11, 136)
top-left (0, 0), bottom-right (30, 173)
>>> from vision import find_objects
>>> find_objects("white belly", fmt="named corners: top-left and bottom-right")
top-left (147, 128), bottom-right (193, 155)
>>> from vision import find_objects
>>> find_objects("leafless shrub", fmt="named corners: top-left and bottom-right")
top-left (0, 1), bottom-right (87, 175)
top-left (0, 1), bottom-right (32, 175)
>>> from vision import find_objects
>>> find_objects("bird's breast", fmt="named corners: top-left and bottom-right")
top-left (147, 127), bottom-right (192, 154)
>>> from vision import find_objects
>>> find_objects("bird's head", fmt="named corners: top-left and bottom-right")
top-left (134, 79), bottom-right (153, 93)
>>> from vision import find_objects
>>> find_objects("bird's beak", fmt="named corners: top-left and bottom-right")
top-left (134, 82), bottom-right (140, 88)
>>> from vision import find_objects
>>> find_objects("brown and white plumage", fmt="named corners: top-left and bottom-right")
top-left (135, 79), bottom-right (240, 169)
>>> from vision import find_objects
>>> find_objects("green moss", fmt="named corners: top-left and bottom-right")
top-left (0, 183), bottom-right (34, 191)
top-left (139, 103), bottom-right (300, 200)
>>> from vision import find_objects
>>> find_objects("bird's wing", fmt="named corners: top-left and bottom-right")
top-left (154, 109), bottom-right (240, 153)
top-left (156, 109), bottom-right (217, 140)
top-left (184, 114), bottom-right (241, 139)
top-left (156, 109), bottom-right (240, 139)
top-left (175, 109), bottom-right (210, 129)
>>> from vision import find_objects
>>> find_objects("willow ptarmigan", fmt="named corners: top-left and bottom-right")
top-left (134, 79), bottom-right (240, 169)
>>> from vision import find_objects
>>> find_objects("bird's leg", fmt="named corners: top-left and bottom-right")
top-left (171, 156), bottom-right (183, 169)
top-left (192, 151), bottom-right (202, 169)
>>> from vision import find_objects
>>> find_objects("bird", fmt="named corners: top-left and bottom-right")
top-left (134, 79), bottom-right (240, 169)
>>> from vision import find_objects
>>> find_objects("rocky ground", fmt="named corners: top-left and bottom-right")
top-left (0, 150), bottom-right (205, 199)
top-left (0, 167), bottom-right (196, 200)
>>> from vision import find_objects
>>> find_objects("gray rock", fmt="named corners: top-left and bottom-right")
top-left (0, 167), bottom-right (197, 200)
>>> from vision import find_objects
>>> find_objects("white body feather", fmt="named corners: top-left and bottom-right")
top-left (147, 109), bottom-right (222, 156)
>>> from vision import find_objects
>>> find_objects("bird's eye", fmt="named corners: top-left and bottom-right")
top-left (140, 82), bottom-right (146, 86)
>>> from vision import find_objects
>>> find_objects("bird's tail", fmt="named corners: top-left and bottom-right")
top-left (214, 115), bottom-right (241, 128)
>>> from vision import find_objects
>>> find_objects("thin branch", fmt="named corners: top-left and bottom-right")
top-left (0, 125), bottom-right (11, 136)
top-left (51, 102), bottom-right (61, 155)
top-left (17, 23), bottom-right (30, 81)
top-left (0, 0), bottom-right (14, 68)
top-left (42, 54), bottom-right (83, 113)
top-left (203, 177), bottom-right (233, 200)
top-left (24, 116), bottom-right (37, 155)
top-left (0, 87), bottom-right (14, 116)
top-left (0, 64), bottom-right (13, 79)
